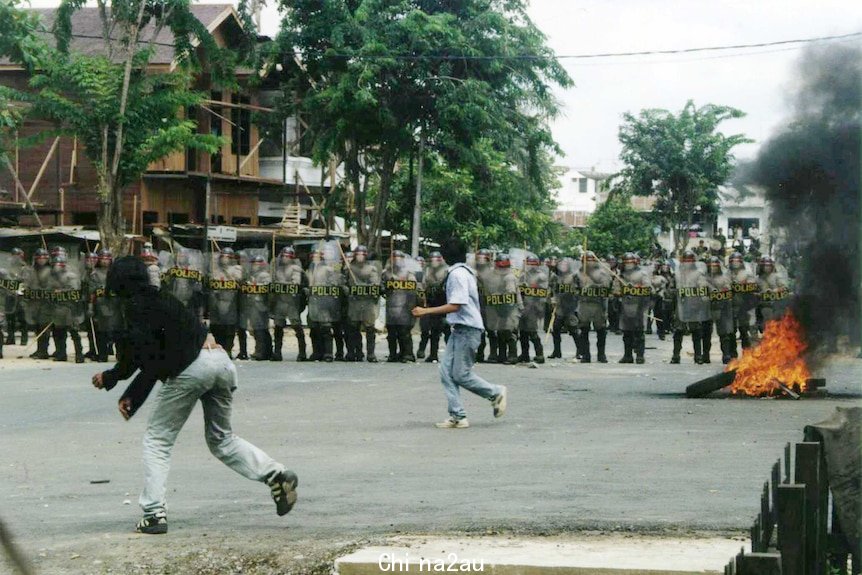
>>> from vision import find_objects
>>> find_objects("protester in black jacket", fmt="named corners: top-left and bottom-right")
top-left (92, 256), bottom-right (298, 534)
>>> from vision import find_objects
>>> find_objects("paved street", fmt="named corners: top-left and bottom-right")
top-left (1, 332), bottom-right (860, 573)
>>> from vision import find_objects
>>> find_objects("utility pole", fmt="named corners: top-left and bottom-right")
top-left (410, 130), bottom-right (424, 257)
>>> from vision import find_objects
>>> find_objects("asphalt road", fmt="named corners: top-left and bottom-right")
top-left (1, 332), bottom-right (859, 573)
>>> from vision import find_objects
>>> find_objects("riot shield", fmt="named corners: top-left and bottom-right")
top-left (577, 258), bottom-right (611, 326)
top-left (49, 253), bottom-right (85, 329)
top-left (422, 259), bottom-right (450, 307)
top-left (519, 262), bottom-right (550, 332)
top-left (240, 254), bottom-right (272, 331)
top-left (706, 266), bottom-right (735, 335)
top-left (617, 266), bottom-right (652, 331)
top-left (0, 252), bottom-right (24, 303)
top-left (676, 264), bottom-right (711, 322)
top-left (508, 248), bottom-right (530, 280)
top-left (307, 259), bottom-right (342, 325)
top-left (554, 258), bottom-right (580, 326)
top-left (207, 251), bottom-right (242, 326)
top-left (347, 259), bottom-right (382, 324)
top-left (270, 254), bottom-right (306, 323)
top-left (483, 266), bottom-right (521, 331)
top-left (730, 261), bottom-right (760, 317)
top-left (383, 254), bottom-right (421, 327)
top-left (162, 247), bottom-right (205, 307)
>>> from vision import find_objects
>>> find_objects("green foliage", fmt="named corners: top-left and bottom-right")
top-left (583, 195), bottom-right (656, 258)
top-left (275, 0), bottom-right (572, 250)
top-left (618, 100), bottom-right (751, 251)
top-left (386, 140), bottom-right (559, 250)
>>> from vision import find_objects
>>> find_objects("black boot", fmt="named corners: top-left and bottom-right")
top-left (52, 327), bottom-right (68, 362)
top-left (19, 321), bottom-right (28, 347)
top-left (692, 331), bottom-right (704, 364)
top-left (701, 331), bottom-right (712, 364)
top-left (549, 331), bottom-right (562, 359)
top-left (295, 326), bottom-right (309, 361)
top-left (671, 332), bottom-right (683, 363)
top-left (30, 325), bottom-right (50, 359)
top-left (580, 329), bottom-right (591, 363)
top-left (3, 326), bottom-right (13, 346)
top-left (721, 335), bottom-right (733, 364)
top-left (71, 330), bottom-right (84, 363)
top-left (518, 332), bottom-right (531, 363)
top-left (252, 329), bottom-right (272, 360)
top-left (236, 329), bottom-right (249, 360)
top-left (487, 332), bottom-right (499, 363)
top-left (634, 331), bottom-right (645, 364)
top-left (333, 324), bottom-right (344, 361)
top-left (426, 334), bottom-right (440, 363)
top-left (532, 333), bottom-right (545, 364)
top-left (322, 329), bottom-right (334, 362)
top-left (417, 332), bottom-right (428, 359)
top-left (344, 325), bottom-right (358, 362)
top-left (308, 327), bottom-right (322, 361)
top-left (399, 327), bottom-right (416, 363)
top-left (365, 329), bottom-right (377, 363)
top-left (596, 328), bottom-right (608, 363)
top-left (271, 326), bottom-right (284, 361)
top-left (85, 323), bottom-right (96, 359)
top-left (619, 332), bottom-right (634, 363)
top-left (386, 329), bottom-right (400, 362)
top-left (506, 332), bottom-right (518, 365)
top-left (739, 327), bottom-right (751, 353)
top-left (476, 332), bottom-right (486, 362)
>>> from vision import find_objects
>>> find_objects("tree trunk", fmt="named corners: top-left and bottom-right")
top-left (369, 151), bottom-right (397, 255)
top-left (98, 181), bottom-right (127, 255)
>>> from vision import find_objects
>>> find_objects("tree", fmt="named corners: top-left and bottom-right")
top-left (275, 0), bottom-right (571, 252)
top-left (618, 100), bottom-right (751, 254)
top-left (0, 0), bottom-right (244, 253)
top-left (583, 194), bottom-right (655, 258)
top-left (384, 139), bottom-right (560, 250)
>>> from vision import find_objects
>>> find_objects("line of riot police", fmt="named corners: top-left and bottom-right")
top-left (0, 242), bottom-right (790, 366)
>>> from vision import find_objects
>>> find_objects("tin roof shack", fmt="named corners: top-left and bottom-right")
top-left (0, 5), bottom-right (282, 234)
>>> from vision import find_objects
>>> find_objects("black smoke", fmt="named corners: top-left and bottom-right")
top-left (750, 43), bottom-right (860, 364)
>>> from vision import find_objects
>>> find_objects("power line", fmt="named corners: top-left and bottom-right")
top-left (60, 29), bottom-right (862, 60)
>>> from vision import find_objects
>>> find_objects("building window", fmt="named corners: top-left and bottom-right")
top-left (72, 212), bottom-right (97, 226)
top-left (231, 95), bottom-right (251, 156)
top-left (142, 211), bottom-right (159, 237)
top-left (579, 178), bottom-right (588, 194)
top-left (211, 92), bottom-right (223, 173)
top-left (231, 216), bottom-right (251, 225)
top-left (168, 212), bottom-right (189, 225)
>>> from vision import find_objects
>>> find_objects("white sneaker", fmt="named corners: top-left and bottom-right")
top-left (435, 417), bottom-right (470, 429)
top-left (492, 386), bottom-right (508, 418)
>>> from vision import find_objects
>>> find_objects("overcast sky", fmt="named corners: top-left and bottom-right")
top-left (254, 0), bottom-right (861, 171)
top-left (29, 0), bottom-right (862, 172)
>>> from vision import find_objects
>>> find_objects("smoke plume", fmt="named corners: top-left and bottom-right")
top-left (750, 43), bottom-right (860, 363)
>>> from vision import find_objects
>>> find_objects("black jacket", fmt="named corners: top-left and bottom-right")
top-left (102, 286), bottom-right (208, 417)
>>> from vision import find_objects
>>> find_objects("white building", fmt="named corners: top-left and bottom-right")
top-left (716, 184), bottom-right (771, 249)
top-left (553, 167), bottom-right (611, 227)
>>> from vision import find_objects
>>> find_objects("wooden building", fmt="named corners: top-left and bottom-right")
top-left (0, 5), bottom-right (283, 237)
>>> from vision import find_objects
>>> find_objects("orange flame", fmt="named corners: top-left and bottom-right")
top-left (727, 310), bottom-right (810, 396)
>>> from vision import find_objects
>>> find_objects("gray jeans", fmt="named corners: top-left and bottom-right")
top-left (439, 325), bottom-right (503, 419)
top-left (140, 348), bottom-right (284, 515)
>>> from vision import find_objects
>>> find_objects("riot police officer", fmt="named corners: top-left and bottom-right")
top-left (728, 251), bottom-right (758, 356)
top-left (757, 255), bottom-right (789, 326)
top-left (307, 247), bottom-right (343, 362)
top-left (552, 257), bottom-right (581, 360)
top-left (48, 254), bottom-right (85, 363)
top-left (382, 250), bottom-right (421, 362)
top-left (3, 248), bottom-right (27, 346)
top-left (416, 251), bottom-right (449, 363)
top-left (614, 253), bottom-right (651, 364)
top-left (241, 255), bottom-right (273, 360)
top-left (26, 248), bottom-right (53, 359)
top-left (270, 246), bottom-right (308, 362)
top-left (518, 255), bottom-right (548, 363)
top-left (208, 247), bottom-right (242, 357)
top-left (345, 245), bottom-right (381, 362)
top-left (577, 251), bottom-right (612, 363)
top-left (483, 253), bottom-right (521, 364)
top-left (671, 250), bottom-right (711, 364)
top-left (473, 248), bottom-right (496, 362)
top-left (90, 249), bottom-right (121, 362)
top-left (606, 254), bottom-right (621, 334)
top-left (704, 256), bottom-right (734, 364)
